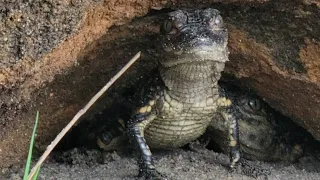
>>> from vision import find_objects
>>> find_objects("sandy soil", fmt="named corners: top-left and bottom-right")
top-left (2, 147), bottom-right (320, 180)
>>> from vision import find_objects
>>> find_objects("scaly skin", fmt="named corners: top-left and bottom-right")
top-left (98, 83), bottom-right (303, 177)
top-left (97, 83), bottom-right (303, 163)
top-left (128, 9), bottom-right (232, 179)
top-left (206, 83), bottom-right (303, 163)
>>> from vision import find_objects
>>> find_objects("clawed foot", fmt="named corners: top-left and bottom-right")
top-left (230, 159), bottom-right (270, 179)
top-left (137, 166), bottom-right (168, 180)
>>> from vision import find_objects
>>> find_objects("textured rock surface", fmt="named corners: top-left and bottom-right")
top-left (220, 0), bottom-right (320, 141)
top-left (0, 0), bottom-right (168, 168)
top-left (0, 0), bottom-right (319, 169)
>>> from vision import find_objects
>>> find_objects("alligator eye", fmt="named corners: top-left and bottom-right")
top-left (160, 19), bottom-right (177, 34)
top-left (248, 99), bottom-right (261, 111)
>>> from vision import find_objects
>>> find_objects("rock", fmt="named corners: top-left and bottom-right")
top-left (219, 0), bottom-right (320, 141)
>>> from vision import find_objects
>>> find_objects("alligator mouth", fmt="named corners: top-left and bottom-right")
top-left (162, 57), bottom-right (225, 67)
top-left (162, 49), bottom-right (228, 67)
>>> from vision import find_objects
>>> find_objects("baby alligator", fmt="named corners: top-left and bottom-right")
top-left (99, 8), bottom-right (264, 179)
top-left (206, 83), bottom-right (303, 163)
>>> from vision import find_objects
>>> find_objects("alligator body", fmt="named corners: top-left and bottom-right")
top-left (128, 8), bottom-right (235, 179)
top-left (100, 8), bottom-right (257, 179)
top-left (205, 83), bottom-right (303, 163)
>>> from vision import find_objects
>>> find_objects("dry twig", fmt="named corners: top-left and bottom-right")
top-left (27, 52), bottom-right (141, 180)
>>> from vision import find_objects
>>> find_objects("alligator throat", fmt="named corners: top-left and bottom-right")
top-left (160, 61), bottom-right (224, 102)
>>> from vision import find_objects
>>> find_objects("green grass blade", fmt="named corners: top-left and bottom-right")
top-left (32, 166), bottom-right (41, 180)
top-left (23, 111), bottom-right (40, 180)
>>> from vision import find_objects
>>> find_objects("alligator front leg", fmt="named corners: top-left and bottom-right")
top-left (216, 97), bottom-right (241, 168)
top-left (225, 105), bottom-right (270, 179)
top-left (216, 96), bottom-right (269, 179)
top-left (128, 107), bottom-right (165, 180)
top-left (226, 106), bottom-right (241, 168)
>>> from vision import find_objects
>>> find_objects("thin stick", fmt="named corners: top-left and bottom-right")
top-left (27, 52), bottom-right (141, 180)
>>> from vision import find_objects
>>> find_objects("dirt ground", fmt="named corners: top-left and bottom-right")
top-left (2, 147), bottom-right (320, 180)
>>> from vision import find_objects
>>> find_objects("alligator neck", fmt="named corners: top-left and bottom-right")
top-left (159, 61), bottom-right (224, 103)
